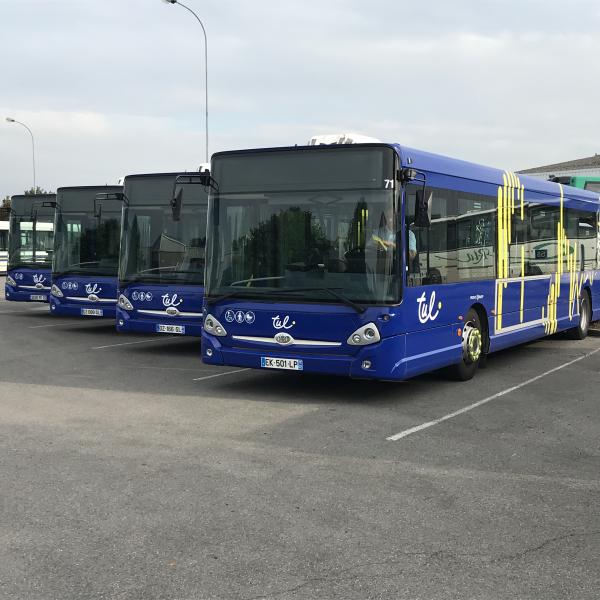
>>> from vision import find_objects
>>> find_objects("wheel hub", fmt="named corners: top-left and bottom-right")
top-left (462, 322), bottom-right (482, 363)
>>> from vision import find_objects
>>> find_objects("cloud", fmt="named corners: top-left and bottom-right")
top-left (1, 0), bottom-right (600, 194)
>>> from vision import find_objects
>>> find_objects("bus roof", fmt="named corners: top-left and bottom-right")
top-left (10, 193), bottom-right (56, 202)
top-left (56, 185), bottom-right (122, 193)
top-left (212, 143), bottom-right (600, 208)
top-left (394, 144), bottom-right (600, 207)
top-left (123, 172), bottom-right (197, 182)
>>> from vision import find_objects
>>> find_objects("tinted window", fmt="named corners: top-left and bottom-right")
top-left (406, 186), bottom-right (496, 285)
top-left (120, 176), bottom-right (208, 285)
top-left (583, 182), bottom-right (600, 193)
top-left (213, 147), bottom-right (395, 193)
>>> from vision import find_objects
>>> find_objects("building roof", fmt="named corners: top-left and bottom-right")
top-left (518, 154), bottom-right (600, 174)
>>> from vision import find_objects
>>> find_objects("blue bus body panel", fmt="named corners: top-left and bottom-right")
top-left (203, 143), bottom-right (600, 380)
top-left (50, 275), bottom-right (118, 318)
top-left (5, 267), bottom-right (51, 302)
top-left (116, 284), bottom-right (204, 336)
top-left (202, 273), bottom-right (599, 381)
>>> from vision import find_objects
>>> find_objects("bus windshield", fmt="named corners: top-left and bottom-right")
top-left (8, 196), bottom-right (55, 269)
top-left (53, 187), bottom-right (123, 277)
top-left (119, 175), bottom-right (208, 285)
top-left (206, 146), bottom-right (399, 305)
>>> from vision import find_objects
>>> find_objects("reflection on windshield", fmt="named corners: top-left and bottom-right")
top-left (206, 190), bottom-right (399, 304)
top-left (53, 208), bottom-right (122, 276)
top-left (8, 216), bottom-right (55, 268)
top-left (119, 186), bottom-right (208, 285)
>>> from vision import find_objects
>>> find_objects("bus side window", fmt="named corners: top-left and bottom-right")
top-left (571, 208), bottom-right (597, 270)
top-left (509, 203), bottom-right (529, 277)
top-left (528, 205), bottom-right (559, 275)
top-left (407, 186), bottom-right (496, 286)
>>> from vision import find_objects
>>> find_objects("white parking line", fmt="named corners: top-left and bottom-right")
top-left (193, 368), bottom-right (250, 382)
top-left (91, 337), bottom-right (177, 350)
top-left (0, 310), bottom-right (47, 316)
top-left (387, 347), bottom-right (600, 441)
top-left (29, 322), bottom-right (81, 329)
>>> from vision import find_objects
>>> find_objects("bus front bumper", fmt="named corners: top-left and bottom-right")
top-left (50, 295), bottom-right (116, 318)
top-left (201, 332), bottom-right (409, 380)
top-left (5, 284), bottom-right (49, 303)
top-left (116, 307), bottom-right (203, 336)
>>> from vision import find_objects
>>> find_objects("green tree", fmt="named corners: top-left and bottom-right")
top-left (1, 195), bottom-right (10, 209)
top-left (24, 186), bottom-right (53, 196)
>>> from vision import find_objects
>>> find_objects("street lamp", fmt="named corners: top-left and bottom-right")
top-left (162, 0), bottom-right (209, 163)
top-left (6, 117), bottom-right (36, 191)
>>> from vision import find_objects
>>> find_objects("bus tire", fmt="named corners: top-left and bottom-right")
top-left (568, 291), bottom-right (591, 340)
top-left (448, 308), bottom-right (484, 381)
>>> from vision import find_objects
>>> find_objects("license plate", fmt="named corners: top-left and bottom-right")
top-left (261, 357), bottom-right (304, 371)
top-left (156, 324), bottom-right (185, 334)
top-left (81, 308), bottom-right (103, 316)
top-left (30, 294), bottom-right (47, 301)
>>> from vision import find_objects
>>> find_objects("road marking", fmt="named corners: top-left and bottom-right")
top-left (91, 337), bottom-right (177, 350)
top-left (29, 322), bottom-right (81, 329)
top-left (0, 310), bottom-right (48, 316)
top-left (193, 368), bottom-right (250, 382)
top-left (387, 347), bottom-right (600, 441)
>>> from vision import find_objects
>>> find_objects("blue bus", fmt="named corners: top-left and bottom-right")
top-left (201, 142), bottom-right (600, 381)
top-left (116, 172), bottom-right (209, 336)
top-left (50, 185), bottom-right (124, 318)
top-left (5, 194), bottom-right (56, 303)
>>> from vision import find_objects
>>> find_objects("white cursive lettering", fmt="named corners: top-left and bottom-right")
top-left (272, 315), bottom-right (296, 330)
top-left (417, 291), bottom-right (441, 324)
top-left (162, 293), bottom-right (183, 308)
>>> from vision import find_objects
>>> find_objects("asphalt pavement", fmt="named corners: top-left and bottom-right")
top-left (1, 276), bottom-right (599, 600)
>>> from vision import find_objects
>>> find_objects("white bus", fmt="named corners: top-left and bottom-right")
top-left (0, 219), bottom-right (8, 274)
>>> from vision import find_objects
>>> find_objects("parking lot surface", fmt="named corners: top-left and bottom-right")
top-left (1, 276), bottom-right (599, 599)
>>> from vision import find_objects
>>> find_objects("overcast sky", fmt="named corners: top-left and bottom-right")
top-left (1, 0), bottom-right (599, 195)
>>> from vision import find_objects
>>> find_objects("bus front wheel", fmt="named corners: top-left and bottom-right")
top-left (449, 308), bottom-right (484, 381)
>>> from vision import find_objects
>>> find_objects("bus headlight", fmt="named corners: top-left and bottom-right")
top-left (204, 313), bottom-right (227, 337)
top-left (347, 323), bottom-right (381, 346)
top-left (51, 284), bottom-right (63, 297)
top-left (6, 275), bottom-right (16, 286)
top-left (118, 294), bottom-right (133, 311)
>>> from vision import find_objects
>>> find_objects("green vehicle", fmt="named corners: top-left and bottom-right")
top-left (551, 175), bottom-right (600, 193)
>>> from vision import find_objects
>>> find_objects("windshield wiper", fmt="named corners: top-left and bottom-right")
top-left (206, 288), bottom-right (270, 306)
top-left (138, 267), bottom-right (204, 275)
top-left (207, 286), bottom-right (365, 314)
top-left (272, 287), bottom-right (366, 314)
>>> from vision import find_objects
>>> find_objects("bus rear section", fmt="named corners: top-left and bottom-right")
top-left (50, 185), bottom-right (123, 318)
top-left (116, 172), bottom-right (209, 336)
top-left (202, 143), bottom-right (600, 381)
top-left (5, 194), bottom-right (55, 303)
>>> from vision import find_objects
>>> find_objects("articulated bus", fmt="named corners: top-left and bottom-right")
top-left (201, 142), bottom-right (600, 381)
top-left (116, 171), bottom-right (209, 336)
top-left (50, 185), bottom-right (124, 318)
top-left (5, 194), bottom-right (56, 302)
top-left (0, 208), bottom-right (8, 274)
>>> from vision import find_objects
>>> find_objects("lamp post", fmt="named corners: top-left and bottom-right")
top-left (6, 117), bottom-right (36, 191)
top-left (161, 0), bottom-right (209, 163)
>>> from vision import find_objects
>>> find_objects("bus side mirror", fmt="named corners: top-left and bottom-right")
top-left (171, 185), bottom-right (183, 222)
top-left (414, 189), bottom-right (432, 227)
top-left (93, 198), bottom-right (102, 219)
